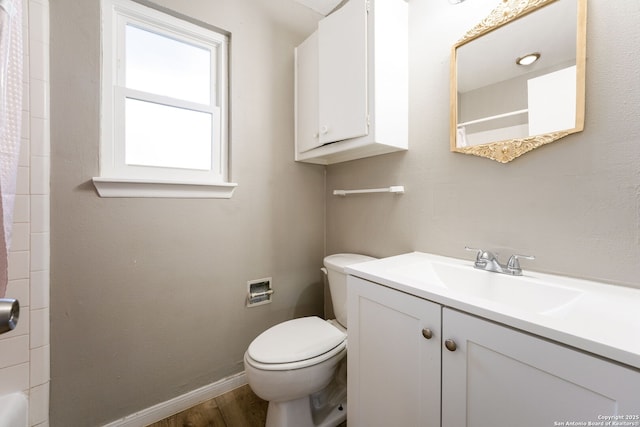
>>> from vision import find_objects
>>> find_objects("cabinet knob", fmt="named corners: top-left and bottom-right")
top-left (421, 328), bottom-right (433, 340)
top-left (320, 125), bottom-right (329, 135)
top-left (445, 339), bottom-right (457, 352)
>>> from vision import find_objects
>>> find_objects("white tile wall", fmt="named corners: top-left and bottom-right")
top-left (0, 336), bottom-right (29, 367)
top-left (13, 195), bottom-right (30, 223)
top-left (11, 223), bottom-right (30, 252)
top-left (0, 363), bottom-right (30, 395)
top-left (29, 383), bottom-right (49, 426)
top-left (7, 251), bottom-right (29, 281)
top-left (0, 0), bottom-right (50, 425)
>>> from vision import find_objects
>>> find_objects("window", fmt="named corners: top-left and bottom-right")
top-left (95, 0), bottom-right (236, 198)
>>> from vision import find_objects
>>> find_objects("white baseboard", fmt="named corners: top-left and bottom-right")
top-left (102, 371), bottom-right (247, 427)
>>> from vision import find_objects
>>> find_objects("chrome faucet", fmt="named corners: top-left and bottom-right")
top-left (465, 247), bottom-right (535, 276)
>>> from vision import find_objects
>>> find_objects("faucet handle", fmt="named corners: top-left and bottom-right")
top-left (466, 246), bottom-right (497, 268)
top-left (507, 254), bottom-right (535, 272)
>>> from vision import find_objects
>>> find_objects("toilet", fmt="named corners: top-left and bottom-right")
top-left (244, 253), bottom-right (375, 427)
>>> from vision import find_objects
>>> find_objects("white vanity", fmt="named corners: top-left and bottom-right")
top-left (346, 252), bottom-right (640, 427)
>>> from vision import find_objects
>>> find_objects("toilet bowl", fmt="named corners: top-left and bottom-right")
top-left (244, 317), bottom-right (347, 427)
top-left (244, 253), bottom-right (375, 427)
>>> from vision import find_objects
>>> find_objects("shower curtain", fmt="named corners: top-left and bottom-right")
top-left (0, 0), bottom-right (23, 298)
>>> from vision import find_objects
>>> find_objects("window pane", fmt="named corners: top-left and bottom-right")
top-left (125, 98), bottom-right (213, 171)
top-left (126, 24), bottom-right (211, 105)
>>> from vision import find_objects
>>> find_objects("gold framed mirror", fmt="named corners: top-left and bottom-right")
top-left (450, 0), bottom-right (587, 163)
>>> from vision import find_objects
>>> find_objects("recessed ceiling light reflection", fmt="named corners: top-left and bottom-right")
top-left (516, 52), bottom-right (541, 66)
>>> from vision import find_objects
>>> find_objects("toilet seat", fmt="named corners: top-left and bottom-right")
top-left (246, 316), bottom-right (347, 371)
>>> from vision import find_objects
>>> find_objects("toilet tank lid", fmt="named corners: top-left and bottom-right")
top-left (248, 316), bottom-right (346, 364)
top-left (323, 253), bottom-right (376, 272)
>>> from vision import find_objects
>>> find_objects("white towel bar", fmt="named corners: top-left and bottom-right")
top-left (333, 186), bottom-right (405, 196)
top-left (457, 109), bottom-right (528, 128)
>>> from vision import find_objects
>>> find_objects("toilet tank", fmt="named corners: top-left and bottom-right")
top-left (324, 253), bottom-right (376, 328)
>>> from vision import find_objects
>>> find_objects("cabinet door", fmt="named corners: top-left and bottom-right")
top-left (442, 308), bottom-right (640, 427)
top-left (318, 0), bottom-right (368, 145)
top-left (348, 277), bottom-right (441, 427)
top-left (295, 31), bottom-right (320, 154)
top-left (527, 65), bottom-right (577, 135)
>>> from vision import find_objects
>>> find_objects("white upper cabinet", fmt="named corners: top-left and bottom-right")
top-left (295, 0), bottom-right (408, 164)
top-left (295, 32), bottom-right (320, 154)
top-left (527, 65), bottom-right (578, 136)
top-left (318, 0), bottom-right (368, 145)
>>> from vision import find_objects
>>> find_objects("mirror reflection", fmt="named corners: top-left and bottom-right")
top-left (450, 0), bottom-right (586, 163)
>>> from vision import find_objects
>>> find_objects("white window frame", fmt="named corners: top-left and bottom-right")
top-left (95, 0), bottom-right (236, 198)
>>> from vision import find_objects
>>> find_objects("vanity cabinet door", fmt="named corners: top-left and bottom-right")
top-left (442, 308), bottom-right (640, 427)
top-left (347, 276), bottom-right (441, 427)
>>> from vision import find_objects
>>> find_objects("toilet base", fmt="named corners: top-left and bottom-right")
top-left (265, 397), bottom-right (346, 427)
top-left (265, 361), bottom-right (347, 427)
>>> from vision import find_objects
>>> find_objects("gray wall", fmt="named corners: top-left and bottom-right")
top-left (50, 0), bottom-right (323, 425)
top-left (327, 0), bottom-right (640, 288)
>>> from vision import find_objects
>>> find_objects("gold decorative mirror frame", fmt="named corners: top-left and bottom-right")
top-left (450, 0), bottom-right (587, 163)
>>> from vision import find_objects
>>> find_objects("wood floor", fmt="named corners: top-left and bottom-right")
top-left (147, 384), bottom-right (347, 427)
top-left (147, 385), bottom-right (268, 427)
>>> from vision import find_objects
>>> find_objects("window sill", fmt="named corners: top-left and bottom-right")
top-left (92, 177), bottom-right (237, 199)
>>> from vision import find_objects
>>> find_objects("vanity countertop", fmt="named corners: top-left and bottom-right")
top-left (346, 251), bottom-right (640, 370)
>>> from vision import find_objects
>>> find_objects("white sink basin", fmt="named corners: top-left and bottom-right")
top-left (382, 256), bottom-right (583, 314)
top-left (429, 261), bottom-right (583, 314)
